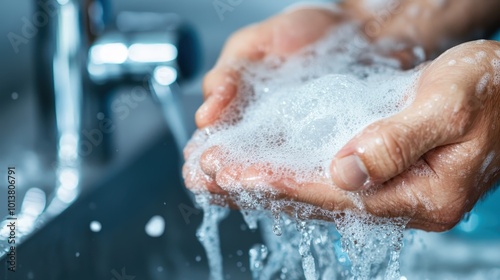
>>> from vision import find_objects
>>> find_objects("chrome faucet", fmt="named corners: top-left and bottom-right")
top-left (87, 11), bottom-right (200, 152)
top-left (38, 0), bottom-right (199, 200)
top-left (35, 0), bottom-right (87, 217)
top-left (0, 0), bottom-right (199, 256)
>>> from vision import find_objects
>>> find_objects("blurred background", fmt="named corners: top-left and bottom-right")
top-left (0, 0), bottom-right (499, 279)
top-left (0, 1), bottom-right (303, 279)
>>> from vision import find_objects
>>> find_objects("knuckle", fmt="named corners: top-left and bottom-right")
top-left (368, 125), bottom-right (413, 179)
top-left (447, 93), bottom-right (479, 137)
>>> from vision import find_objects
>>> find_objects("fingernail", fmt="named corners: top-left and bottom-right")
top-left (333, 155), bottom-right (369, 191)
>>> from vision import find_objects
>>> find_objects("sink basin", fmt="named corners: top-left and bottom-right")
top-left (0, 130), bottom-right (262, 280)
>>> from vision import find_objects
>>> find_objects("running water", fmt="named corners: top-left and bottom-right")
top-left (184, 24), bottom-right (421, 279)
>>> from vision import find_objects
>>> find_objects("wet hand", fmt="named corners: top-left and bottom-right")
top-left (190, 40), bottom-right (500, 232)
top-left (196, 7), bottom-right (348, 128)
top-left (330, 40), bottom-right (500, 231)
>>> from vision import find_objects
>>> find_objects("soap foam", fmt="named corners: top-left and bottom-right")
top-left (491, 59), bottom-right (500, 85)
top-left (184, 24), bottom-right (421, 279)
top-left (190, 32), bottom-right (418, 186)
top-left (475, 73), bottom-right (491, 96)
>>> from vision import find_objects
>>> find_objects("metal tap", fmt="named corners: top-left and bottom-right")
top-left (0, 0), bottom-right (199, 254)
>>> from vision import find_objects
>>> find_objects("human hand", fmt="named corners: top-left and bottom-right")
top-left (188, 40), bottom-right (500, 232)
top-left (197, 0), bottom-right (500, 129)
top-left (196, 6), bottom-right (350, 128)
top-left (329, 40), bottom-right (500, 231)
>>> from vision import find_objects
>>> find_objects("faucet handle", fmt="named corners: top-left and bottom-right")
top-left (87, 12), bottom-right (200, 155)
top-left (87, 12), bottom-right (200, 84)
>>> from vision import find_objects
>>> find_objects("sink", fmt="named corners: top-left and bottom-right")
top-left (0, 129), bottom-right (263, 280)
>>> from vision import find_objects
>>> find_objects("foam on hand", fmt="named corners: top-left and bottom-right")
top-left (184, 24), bottom-right (422, 280)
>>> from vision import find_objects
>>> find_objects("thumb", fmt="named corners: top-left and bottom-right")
top-left (329, 40), bottom-right (500, 192)
top-left (330, 104), bottom-right (452, 192)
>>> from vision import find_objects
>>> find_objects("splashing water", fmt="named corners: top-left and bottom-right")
top-left (195, 195), bottom-right (229, 280)
top-left (185, 24), bottom-right (419, 279)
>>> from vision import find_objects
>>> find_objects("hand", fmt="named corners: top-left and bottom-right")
top-left (196, 0), bottom-right (500, 129)
top-left (330, 40), bottom-right (500, 231)
top-left (195, 7), bottom-right (348, 128)
top-left (188, 40), bottom-right (500, 232)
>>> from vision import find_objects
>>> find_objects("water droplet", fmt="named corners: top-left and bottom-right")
top-left (11, 92), bottom-right (18, 100)
top-left (249, 243), bottom-right (268, 278)
top-left (272, 223), bottom-right (282, 236)
top-left (75, 252), bottom-right (80, 257)
top-left (463, 211), bottom-right (471, 222)
top-left (145, 215), bottom-right (165, 237)
top-left (89, 221), bottom-right (102, 232)
top-left (272, 209), bottom-right (282, 236)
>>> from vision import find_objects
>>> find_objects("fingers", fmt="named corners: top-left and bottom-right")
top-left (330, 107), bottom-right (450, 192)
top-left (330, 49), bottom-right (488, 192)
top-left (196, 67), bottom-right (240, 128)
top-left (196, 146), bottom-right (458, 231)
top-left (182, 162), bottom-right (225, 195)
top-left (214, 162), bottom-right (355, 213)
top-left (183, 130), bottom-right (208, 160)
top-left (196, 25), bottom-right (270, 128)
top-left (361, 159), bottom-right (466, 232)
top-left (200, 144), bottom-right (355, 211)
top-left (197, 9), bottom-right (341, 128)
